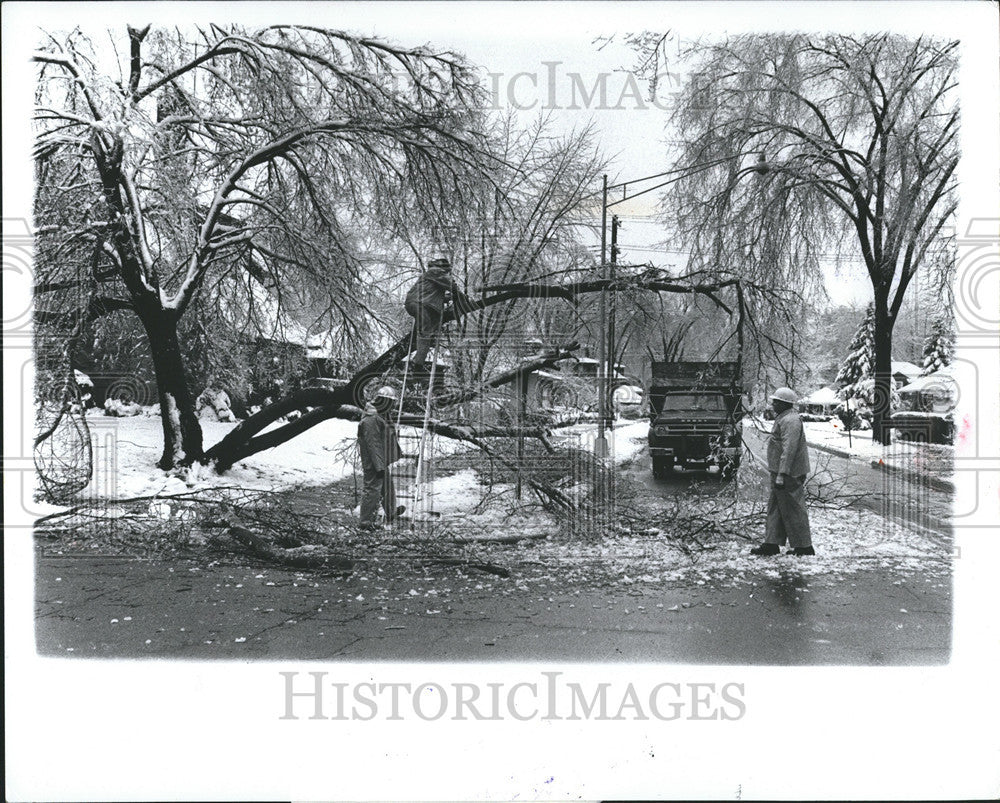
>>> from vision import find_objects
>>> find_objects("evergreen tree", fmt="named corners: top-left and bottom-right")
top-left (835, 303), bottom-right (876, 396)
top-left (920, 316), bottom-right (956, 375)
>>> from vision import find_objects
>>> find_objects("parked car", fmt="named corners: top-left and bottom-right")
top-left (889, 411), bottom-right (954, 444)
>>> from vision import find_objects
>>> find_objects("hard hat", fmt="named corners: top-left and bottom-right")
top-left (770, 387), bottom-right (797, 404)
top-left (427, 257), bottom-right (451, 270)
top-left (374, 385), bottom-right (397, 401)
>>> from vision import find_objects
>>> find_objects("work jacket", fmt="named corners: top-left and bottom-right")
top-left (767, 408), bottom-right (810, 476)
top-left (358, 404), bottom-right (401, 475)
top-left (405, 267), bottom-right (472, 315)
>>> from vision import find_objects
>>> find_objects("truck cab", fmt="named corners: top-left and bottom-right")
top-left (647, 362), bottom-right (742, 478)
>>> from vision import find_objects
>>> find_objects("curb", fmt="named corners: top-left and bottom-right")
top-left (866, 456), bottom-right (955, 494)
top-left (749, 425), bottom-right (955, 494)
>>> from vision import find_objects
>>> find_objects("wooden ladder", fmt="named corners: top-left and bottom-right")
top-left (391, 353), bottom-right (439, 527)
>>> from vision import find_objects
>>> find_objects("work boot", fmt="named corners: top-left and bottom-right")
top-left (789, 546), bottom-right (816, 556)
top-left (750, 543), bottom-right (780, 556)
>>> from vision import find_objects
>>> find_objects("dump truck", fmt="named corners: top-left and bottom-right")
top-left (647, 361), bottom-right (742, 477)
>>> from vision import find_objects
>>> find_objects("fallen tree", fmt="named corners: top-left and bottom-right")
top-left (225, 525), bottom-right (354, 572)
top-left (204, 272), bottom-right (748, 473)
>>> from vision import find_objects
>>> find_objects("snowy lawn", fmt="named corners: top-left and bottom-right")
top-left (747, 416), bottom-right (954, 482)
top-left (88, 414), bottom-right (363, 500)
top-left (82, 410), bottom-right (482, 502)
top-left (75, 411), bottom-right (642, 508)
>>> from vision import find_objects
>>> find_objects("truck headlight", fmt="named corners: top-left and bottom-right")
top-left (655, 425), bottom-right (670, 437)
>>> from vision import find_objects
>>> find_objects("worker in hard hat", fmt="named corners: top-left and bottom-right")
top-left (750, 387), bottom-right (814, 556)
top-left (357, 385), bottom-right (404, 530)
top-left (404, 257), bottom-right (473, 371)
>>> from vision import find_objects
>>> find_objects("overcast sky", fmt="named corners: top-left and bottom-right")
top-left (297, 3), bottom-right (879, 304)
top-left (7, 2), bottom-right (990, 308)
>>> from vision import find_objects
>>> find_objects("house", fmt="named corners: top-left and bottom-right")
top-left (799, 386), bottom-right (839, 418)
top-left (891, 361), bottom-right (922, 387)
top-left (891, 366), bottom-right (957, 443)
top-left (896, 366), bottom-right (957, 413)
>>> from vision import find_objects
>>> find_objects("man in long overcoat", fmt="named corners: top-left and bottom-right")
top-left (357, 386), bottom-right (404, 530)
top-left (750, 387), bottom-right (815, 556)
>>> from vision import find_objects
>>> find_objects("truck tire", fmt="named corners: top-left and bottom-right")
top-left (652, 456), bottom-right (673, 479)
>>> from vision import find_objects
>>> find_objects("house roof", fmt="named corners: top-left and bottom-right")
top-left (897, 366), bottom-right (956, 394)
top-left (801, 386), bottom-right (839, 406)
top-left (891, 361), bottom-right (922, 377)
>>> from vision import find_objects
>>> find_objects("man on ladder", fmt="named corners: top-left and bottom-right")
top-left (404, 257), bottom-right (473, 372)
top-left (357, 386), bottom-right (405, 531)
top-left (395, 256), bottom-right (473, 524)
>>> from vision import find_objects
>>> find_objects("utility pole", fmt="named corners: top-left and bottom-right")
top-left (608, 214), bottom-right (620, 422)
top-left (515, 372), bottom-right (527, 499)
top-left (595, 174), bottom-right (608, 458)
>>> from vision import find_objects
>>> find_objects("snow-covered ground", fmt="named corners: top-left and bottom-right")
top-left (69, 412), bottom-right (649, 542)
top-left (50, 411), bottom-right (947, 583)
top-left (396, 420), bottom-right (649, 530)
top-left (748, 416), bottom-right (954, 482)
top-left (88, 415), bottom-right (364, 500)
top-left (550, 419), bottom-right (649, 461)
top-left (415, 468), bottom-right (559, 537)
top-left (79, 411), bottom-right (648, 503)
top-left (581, 505), bottom-right (950, 585)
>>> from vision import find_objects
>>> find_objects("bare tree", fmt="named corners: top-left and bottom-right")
top-left (374, 113), bottom-right (609, 389)
top-left (34, 24), bottom-right (493, 468)
top-left (657, 33), bottom-right (958, 443)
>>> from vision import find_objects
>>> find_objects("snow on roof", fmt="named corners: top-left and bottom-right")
top-left (800, 386), bottom-right (839, 405)
top-left (891, 361), bottom-right (922, 377)
top-left (897, 366), bottom-right (956, 394)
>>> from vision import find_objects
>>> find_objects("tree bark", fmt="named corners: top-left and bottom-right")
top-left (207, 389), bottom-right (348, 472)
top-left (871, 298), bottom-right (894, 446)
top-left (138, 306), bottom-right (205, 468)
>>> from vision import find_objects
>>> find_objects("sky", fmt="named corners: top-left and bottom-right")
top-left (7, 2), bottom-right (882, 304)
top-left (302, 3), bottom-right (879, 304)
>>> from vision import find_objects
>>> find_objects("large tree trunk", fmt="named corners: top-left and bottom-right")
top-left (139, 307), bottom-right (205, 469)
top-left (203, 348), bottom-right (575, 472)
top-left (871, 299), bottom-right (894, 446)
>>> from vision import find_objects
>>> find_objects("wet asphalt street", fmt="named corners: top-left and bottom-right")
top-left (34, 429), bottom-right (951, 664)
top-left (35, 549), bottom-right (949, 664)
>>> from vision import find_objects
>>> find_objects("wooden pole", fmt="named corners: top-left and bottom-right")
top-left (608, 214), bottom-right (619, 421)
top-left (596, 174), bottom-right (608, 458)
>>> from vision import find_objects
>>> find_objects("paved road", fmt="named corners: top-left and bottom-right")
top-left (34, 426), bottom-right (952, 664)
top-left (741, 425), bottom-right (952, 538)
top-left (36, 552), bottom-right (949, 664)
